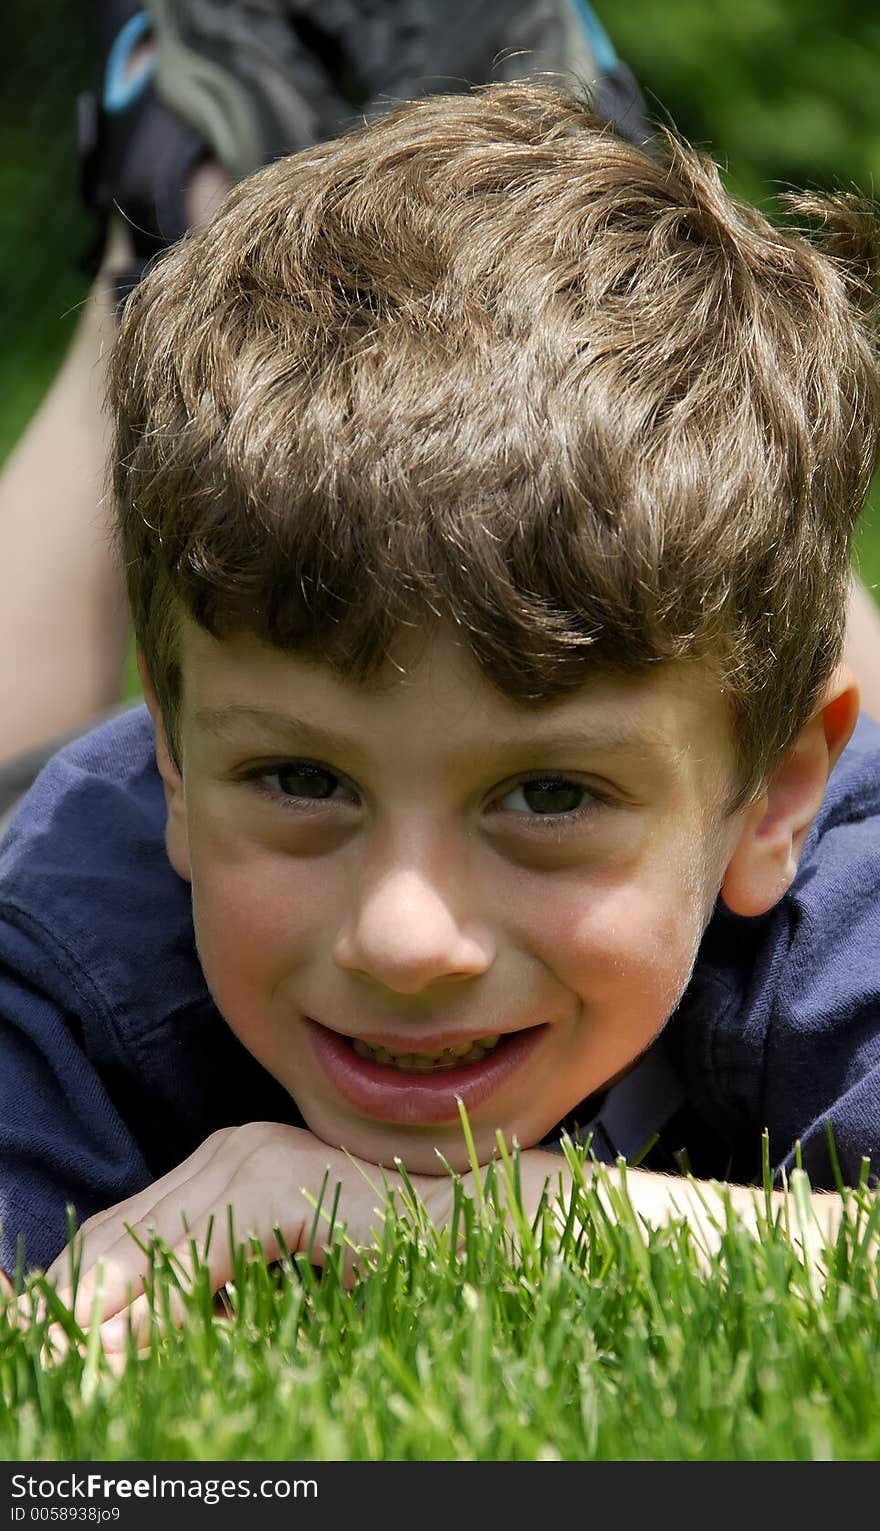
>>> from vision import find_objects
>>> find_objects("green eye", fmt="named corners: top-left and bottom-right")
top-left (272, 764), bottom-right (341, 799)
top-left (503, 779), bottom-right (592, 815)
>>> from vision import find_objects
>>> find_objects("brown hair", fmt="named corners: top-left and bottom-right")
top-left (109, 80), bottom-right (880, 809)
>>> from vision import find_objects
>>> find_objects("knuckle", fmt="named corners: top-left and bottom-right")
top-left (198, 1126), bottom-right (242, 1164)
top-left (205, 1127), bottom-right (236, 1149)
top-left (231, 1120), bottom-right (283, 1157)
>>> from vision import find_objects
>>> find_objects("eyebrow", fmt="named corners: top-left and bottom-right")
top-left (192, 703), bottom-right (675, 765)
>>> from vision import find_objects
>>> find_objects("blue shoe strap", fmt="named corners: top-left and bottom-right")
top-left (104, 11), bottom-right (156, 114)
top-left (568, 0), bottom-right (618, 74)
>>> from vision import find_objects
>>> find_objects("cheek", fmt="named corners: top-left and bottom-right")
top-left (528, 869), bottom-right (709, 1015)
top-left (187, 832), bottom-right (333, 998)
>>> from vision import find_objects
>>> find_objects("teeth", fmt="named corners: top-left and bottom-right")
top-left (351, 1033), bottom-right (502, 1071)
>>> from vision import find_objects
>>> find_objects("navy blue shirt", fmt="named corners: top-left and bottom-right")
top-left (2, 704), bottom-right (880, 1272)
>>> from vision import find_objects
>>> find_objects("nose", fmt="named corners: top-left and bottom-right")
top-left (332, 864), bottom-right (495, 995)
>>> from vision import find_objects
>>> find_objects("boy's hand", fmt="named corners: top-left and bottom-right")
top-left (38, 1123), bottom-right (461, 1353)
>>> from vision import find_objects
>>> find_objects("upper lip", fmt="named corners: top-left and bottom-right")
top-left (308, 1017), bottom-right (539, 1053)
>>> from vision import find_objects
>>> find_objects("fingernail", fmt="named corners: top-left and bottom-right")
top-left (43, 1324), bottom-right (72, 1362)
top-left (100, 1315), bottom-right (129, 1351)
top-left (103, 1346), bottom-right (129, 1379)
top-left (15, 1296), bottom-right (45, 1328)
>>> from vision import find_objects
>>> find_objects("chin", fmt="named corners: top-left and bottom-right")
top-left (310, 1110), bottom-right (539, 1179)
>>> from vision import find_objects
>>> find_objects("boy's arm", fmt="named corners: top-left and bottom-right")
top-left (29, 1125), bottom-right (846, 1353)
top-left (0, 922), bottom-right (155, 1276)
top-left (515, 1149), bottom-right (842, 1265)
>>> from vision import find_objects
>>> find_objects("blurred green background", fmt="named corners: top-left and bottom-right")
top-left (1, 4), bottom-right (91, 463)
top-left (2, 0), bottom-right (880, 573)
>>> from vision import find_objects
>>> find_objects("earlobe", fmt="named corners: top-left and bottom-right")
top-left (721, 665), bottom-right (860, 918)
top-left (136, 649), bottom-right (192, 884)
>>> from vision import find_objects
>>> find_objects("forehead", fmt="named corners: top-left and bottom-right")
top-left (177, 616), bottom-right (736, 799)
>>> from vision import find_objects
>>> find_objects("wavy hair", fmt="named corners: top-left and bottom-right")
top-left (109, 81), bottom-right (880, 807)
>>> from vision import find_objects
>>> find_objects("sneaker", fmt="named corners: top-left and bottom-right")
top-left (79, 0), bottom-right (651, 301)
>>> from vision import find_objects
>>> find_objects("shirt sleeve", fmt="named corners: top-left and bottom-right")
top-left (667, 720), bottom-right (880, 1190)
top-left (760, 808), bottom-right (880, 1190)
top-left (0, 915), bottom-right (152, 1274)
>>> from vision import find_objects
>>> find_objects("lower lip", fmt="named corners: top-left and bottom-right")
top-left (305, 1019), bottom-right (547, 1125)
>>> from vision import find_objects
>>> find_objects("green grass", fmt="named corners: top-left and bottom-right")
top-left (3, 1143), bottom-right (880, 1462)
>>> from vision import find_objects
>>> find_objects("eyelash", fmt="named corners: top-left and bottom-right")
top-left (239, 761), bottom-right (609, 826)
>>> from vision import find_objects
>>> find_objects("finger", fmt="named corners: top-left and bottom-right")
top-left (92, 1143), bottom-right (366, 1348)
top-left (40, 1323), bottom-right (151, 1378)
top-left (60, 1151), bottom-right (257, 1328)
top-left (104, 1342), bottom-right (151, 1379)
top-left (51, 1136), bottom-right (246, 1324)
top-left (98, 1210), bottom-right (289, 1351)
top-left (45, 1130), bottom-right (238, 1289)
top-left (62, 1130), bottom-right (388, 1329)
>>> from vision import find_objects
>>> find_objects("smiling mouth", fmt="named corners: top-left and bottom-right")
top-left (348, 1033), bottom-right (503, 1073)
top-left (306, 1018), bottom-right (546, 1123)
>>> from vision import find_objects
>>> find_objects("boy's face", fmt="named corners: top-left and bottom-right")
top-left (149, 619), bottom-right (748, 1173)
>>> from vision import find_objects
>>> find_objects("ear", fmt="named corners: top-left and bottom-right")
top-left (137, 648), bottom-right (192, 884)
top-left (721, 665), bottom-right (860, 917)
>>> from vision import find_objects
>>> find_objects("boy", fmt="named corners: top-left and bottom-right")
top-left (2, 81), bottom-right (880, 1339)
